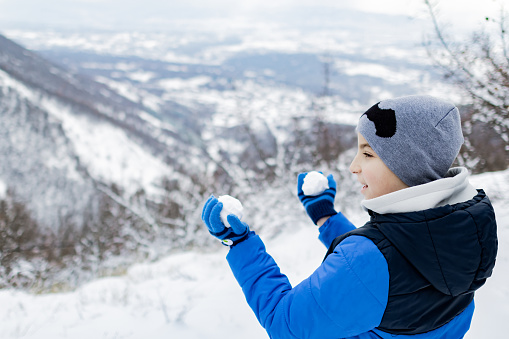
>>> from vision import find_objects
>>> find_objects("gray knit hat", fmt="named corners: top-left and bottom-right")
top-left (357, 95), bottom-right (464, 187)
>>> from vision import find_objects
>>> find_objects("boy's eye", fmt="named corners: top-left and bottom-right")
top-left (363, 152), bottom-right (373, 158)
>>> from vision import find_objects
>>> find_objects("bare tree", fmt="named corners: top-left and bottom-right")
top-left (424, 0), bottom-right (509, 170)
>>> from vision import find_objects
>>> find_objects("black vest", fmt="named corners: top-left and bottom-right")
top-left (323, 190), bottom-right (497, 335)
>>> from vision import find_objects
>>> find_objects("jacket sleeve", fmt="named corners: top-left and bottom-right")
top-left (318, 212), bottom-right (357, 248)
top-left (227, 233), bottom-right (389, 339)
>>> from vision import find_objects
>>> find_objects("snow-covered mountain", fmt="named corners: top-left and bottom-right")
top-left (0, 33), bottom-right (199, 228)
top-left (0, 33), bottom-right (217, 289)
top-left (0, 30), bottom-right (367, 289)
top-left (0, 31), bottom-right (357, 226)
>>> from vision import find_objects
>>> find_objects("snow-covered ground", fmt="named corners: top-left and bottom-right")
top-left (0, 169), bottom-right (507, 339)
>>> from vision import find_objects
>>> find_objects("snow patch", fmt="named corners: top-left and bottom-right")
top-left (127, 71), bottom-right (157, 83)
top-left (158, 76), bottom-right (211, 91)
top-left (0, 179), bottom-right (7, 199)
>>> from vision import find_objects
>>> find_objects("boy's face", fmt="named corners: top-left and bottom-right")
top-left (349, 133), bottom-right (408, 200)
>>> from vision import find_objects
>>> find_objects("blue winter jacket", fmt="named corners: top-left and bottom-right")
top-left (226, 191), bottom-right (497, 338)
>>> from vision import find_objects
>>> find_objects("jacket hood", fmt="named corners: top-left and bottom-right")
top-left (371, 190), bottom-right (497, 297)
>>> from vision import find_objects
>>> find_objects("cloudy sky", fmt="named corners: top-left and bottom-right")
top-left (0, 0), bottom-right (503, 32)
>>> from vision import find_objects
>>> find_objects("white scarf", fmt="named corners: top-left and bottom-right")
top-left (361, 167), bottom-right (478, 214)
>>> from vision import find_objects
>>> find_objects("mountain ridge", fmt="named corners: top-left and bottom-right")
top-left (0, 31), bottom-right (372, 290)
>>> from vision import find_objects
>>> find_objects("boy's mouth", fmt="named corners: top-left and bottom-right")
top-left (361, 184), bottom-right (368, 193)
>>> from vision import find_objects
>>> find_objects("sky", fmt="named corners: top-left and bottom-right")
top-left (0, 0), bottom-right (504, 32)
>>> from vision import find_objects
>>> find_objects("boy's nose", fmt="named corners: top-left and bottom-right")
top-left (349, 158), bottom-right (360, 174)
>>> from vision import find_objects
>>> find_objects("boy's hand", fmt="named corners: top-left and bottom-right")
top-left (201, 195), bottom-right (251, 246)
top-left (297, 172), bottom-right (337, 224)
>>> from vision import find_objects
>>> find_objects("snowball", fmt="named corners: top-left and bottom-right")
top-left (218, 195), bottom-right (244, 228)
top-left (302, 171), bottom-right (329, 196)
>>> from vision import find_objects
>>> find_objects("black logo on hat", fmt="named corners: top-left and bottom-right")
top-left (362, 103), bottom-right (397, 138)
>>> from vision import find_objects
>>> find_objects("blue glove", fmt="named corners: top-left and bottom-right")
top-left (297, 172), bottom-right (337, 224)
top-left (201, 195), bottom-right (251, 246)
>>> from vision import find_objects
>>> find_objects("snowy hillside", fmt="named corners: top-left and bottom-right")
top-left (0, 34), bottom-right (214, 289)
top-left (0, 33), bottom-right (194, 229)
top-left (0, 168), bottom-right (507, 339)
top-left (0, 30), bottom-right (365, 290)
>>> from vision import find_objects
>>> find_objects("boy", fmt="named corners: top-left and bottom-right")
top-left (201, 95), bottom-right (498, 338)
